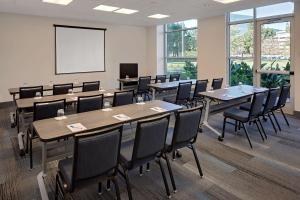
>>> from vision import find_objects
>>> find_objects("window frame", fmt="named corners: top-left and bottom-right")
top-left (164, 20), bottom-right (198, 75)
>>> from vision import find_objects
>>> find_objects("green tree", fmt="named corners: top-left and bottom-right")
top-left (183, 61), bottom-right (197, 79)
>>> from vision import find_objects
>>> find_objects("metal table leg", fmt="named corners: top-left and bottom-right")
top-left (37, 141), bottom-right (49, 200)
top-left (152, 88), bottom-right (156, 100)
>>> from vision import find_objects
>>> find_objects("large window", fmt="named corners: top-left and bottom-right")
top-left (164, 19), bottom-right (197, 79)
top-left (228, 2), bottom-right (294, 88)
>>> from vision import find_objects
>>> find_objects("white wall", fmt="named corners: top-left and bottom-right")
top-left (0, 13), bottom-right (148, 102)
top-left (197, 16), bottom-right (227, 85)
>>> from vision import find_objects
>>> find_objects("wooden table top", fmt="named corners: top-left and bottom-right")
top-left (200, 85), bottom-right (268, 101)
top-left (118, 78), bottom-right (139, 83)
top-left (148, 79), bottom-right (197, 90)
top-left (33, 100), bottom-right (182, 142)
top-left (16, 89), bottom-right (119, 109)
top-left (9, 82), bottom-right (84, 95)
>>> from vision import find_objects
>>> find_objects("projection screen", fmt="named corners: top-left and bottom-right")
top-left (55, 25), bottom-right (106, 74)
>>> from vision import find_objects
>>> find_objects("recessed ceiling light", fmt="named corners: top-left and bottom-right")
top-left (148, 14), bottom-right (170, 19)
top-left (213, 0), bottom-right (241, 4)
top-left (42, 0), bottom-right (73, 5)
top-left (114, 8), bottom-right (139, 15)
top-left (93, 5), bottom-right (119, 12)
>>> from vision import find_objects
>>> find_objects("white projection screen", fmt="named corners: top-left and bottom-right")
top-left (55, 25), bottom-right (106, 74)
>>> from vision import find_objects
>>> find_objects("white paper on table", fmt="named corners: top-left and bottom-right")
top-left (99, 89), bottom-right (106, 92)
top-left (207, 90), bottom-right (214, 93)
top-left (67, 93), bottom-right (74, 96)
top-left (136, 102), bottom-right (146, 105)
top-left (67, 123), bottom-right (87, 132)
top-left (150, 107), bottom-right (167, 113)
top-left (71, 97), bottom-right (78, 101)
top-left (102, 108), bottom-right (113, 112)
top-left (113, 114), bottom-right (131, 121)
top-left (55, 116), bottom-right (67, 121)
top-left (104, 93), bottom-right (113, 96)
top-left (34, 97), bottom-right (42, 100)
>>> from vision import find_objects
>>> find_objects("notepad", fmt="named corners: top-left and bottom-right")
top-left (104, 93), bottom-right (113, 96)
top-left (136, 102), bottom-right (146, 105)
top-left (207, 90), bottom-right (214, 93)
top-left (102, 108), bottom-right (113, 112)
top-left (67, 123), bottom-right (87, 132)
top-left (113, 114), bottom-right (131, 121)
top-left (34, 97), bottom-right (42, 100)
top-left (67, 93), bottom-right (74, 96)
top-left (54, 116), bottom-right (67, 121)
top-left (99, 89), bottom-right (106, 92)
top-left (150, 107), bottom-right (167, 113)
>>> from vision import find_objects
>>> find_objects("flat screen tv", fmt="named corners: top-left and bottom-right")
top-left (120, 63), bottom-right (138, 79)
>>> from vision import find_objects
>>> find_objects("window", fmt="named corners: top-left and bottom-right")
top-left (227, 2), bottom-right (294, 87)
top-left (164, 19), bottom-right (197, 79)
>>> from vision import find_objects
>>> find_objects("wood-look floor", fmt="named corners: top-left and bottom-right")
top-left (0, 102), bottom-right (300, 200)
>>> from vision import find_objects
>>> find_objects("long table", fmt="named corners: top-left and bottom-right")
top-left (148, 79), bottom-right (197, 100)
top-left (33, 100), bottom-right (182, 200)
top-left (199, 85), bottom-right (268, 140)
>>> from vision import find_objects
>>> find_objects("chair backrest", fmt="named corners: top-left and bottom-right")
top-left (263, 88), bottom-right (279, 114)
top-left (169, 74), bottom-right (180, 82)
top-left (212, 78), bottom-right (223, 90)
top-left (53, 83), bottom-right (73, 95)
top-left (33, 99), bottom-right (66, 121)
top-left (276, 84), bottom-right (290, 108)
top-left (176, 82), bottom-right (192, 102)
top-left (72, 125), bottom-right (123, 189)
top-left (171, 106), bottom-right (202, 149)
top-left (77, 94), bottom-right (103, 113)
top-left (155, 75), bottom-right (167, 83)
top-left (193, 80), bottom-right (208, 98)
top-left (19, 86), bottom-right (43, 99)
top-left (82, 81), bottom-right (100, 92)
top-left (137, 76), bottom-right (151, 92)
top-left (113, 90), bottom-right (134, 107)
top-left (131, 114), bottom-right (170, 168)
top-left (249, 92), bottom-right (267, 119)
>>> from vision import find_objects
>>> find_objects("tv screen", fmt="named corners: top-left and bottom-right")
top-left (120, 63), bottom-right (138, 79)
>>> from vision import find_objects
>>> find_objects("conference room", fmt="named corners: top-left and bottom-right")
top-left (1, 0), bottom-right (300, 199)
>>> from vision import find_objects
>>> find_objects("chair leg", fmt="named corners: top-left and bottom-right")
top-left (254, 120), bottom-right (264, 142)
top-left (241, 123), bottom-right (252, 148)
top-left (146, 162), bottom-right (150, 172)
top-left (221, 118), bottom-right (226, 139)
top-left (98, 182), bottom-right (102, 195)
top-left (112, 177), bottom-right (121, 200)
top-left (172, 150), bottom-right (176, 160)
top-left (157, 158), bottom-right (171, 199)
top-left (123, 168), bottom-right (133, 200)
top-left (25, 130), bottom-right (29, 154)
top-left (271, 111), bottom-right (282, 131)
top-left (190, 144), bottom-right (204, 177)
top-left (164, 153), bottom-right (177, 192)
top-left (258, 118), bottom-right (267, 139)
top-left (280, 108), bottom-right (290, 127)
top-left (30, 136), bottom-right (33, 169)
top-left (55, 174), bottom-right (59, 200)
top-left (234, 120), bottom-right (237, 132)
top-left (139, 166), bottom-right (143, 176)
top-left (268, 113), bottom-right (277, 133)
top-left (106, 180), bottom-right (111, 191)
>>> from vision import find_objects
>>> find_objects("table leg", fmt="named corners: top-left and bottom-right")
top-left (201, 97), bottom-right (222, 139)
top-left (152, 88), bottom-right (156, 100)
top-left (37, 172), bottom-right (49, 200)
top-left (120, 82), bottom-right (124, 90)
top-left (42, 142), bottom-right (47, 175)
top-left (16, 109), bottom-right (20, 133)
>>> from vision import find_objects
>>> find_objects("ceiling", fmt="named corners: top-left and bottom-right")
top-left (0, 0), bottom-right (295, 26)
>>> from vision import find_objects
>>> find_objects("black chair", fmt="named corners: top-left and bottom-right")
top-left (53, 83), bottom-right (73, 95)
top-left (222, 92), bottom-right (267, 148)
top-left (271, 84), bottom-right (291, 130)
top-left (136, 76), bottom-right (152, 101)
top-left (163, 82), bottom-right (192, 107)
top-left (169, 74), bottom-right (180, 82)
top-left (113, 90), bottom-right (134, 107)
top-left (164, 106), bottom-right (203, 192)
top-left (240, 88), bottom-right (279, 134)
top-left (26, 99), bottom-right (66, 168)
top-left (55, 125), bottom-right (123, 200)
top-left (82, 81), bottom-right (100, 92)
top-left (212, 78), bottom-right (223, 90)
top-left (119, 114), bottom-right (171, 199)
top-left (77, 94), bottom-right (103, 113)
top-left (191, 80), bottom-right (208, 106)
top-left (155, 75), bottom-right (167, 83)
top-left (19, 86), bottom-right (43, 99)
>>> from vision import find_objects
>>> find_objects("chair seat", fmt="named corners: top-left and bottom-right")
top-left (224, 108), bottom-right (249, 122)
top-left (58, 158), bottom-right (73, 191)
top-left (240, 102), bottom-right (251, 111)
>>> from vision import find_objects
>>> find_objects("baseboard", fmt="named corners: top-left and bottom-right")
top-left (293, 111), bottom-right (300, 119)
top-left (0, 101), bottom-right (13, 108)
